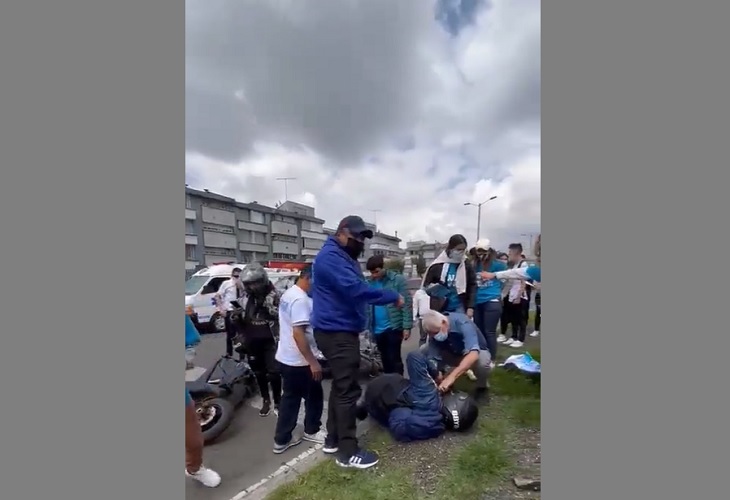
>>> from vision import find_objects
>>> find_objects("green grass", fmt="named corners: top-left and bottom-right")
top-left (266, 429), bottom-right (419, 500)
top-left (266, 343), bottom-right (541, 500)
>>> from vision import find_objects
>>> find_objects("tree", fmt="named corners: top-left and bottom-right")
top-left (384, 258), bottom-right (405, 274)
top-left (415, 253), bottom-right (427, 277)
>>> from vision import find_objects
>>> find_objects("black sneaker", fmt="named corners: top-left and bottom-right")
top-left (260, 400), bottom-right (272, 417)
top-left (322, 436), bottom-right (338, 454)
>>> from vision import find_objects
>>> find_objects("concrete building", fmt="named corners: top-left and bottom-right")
top-left (185, 187), bottom-right (326, 277)
top-left (403, 240), bottom-right (447, 277)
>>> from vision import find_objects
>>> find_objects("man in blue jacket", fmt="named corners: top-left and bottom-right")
top-left (311, 215), bottom-right (404, 469)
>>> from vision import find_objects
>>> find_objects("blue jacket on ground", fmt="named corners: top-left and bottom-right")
top-left (388, 406), bottom-right (445, 443)
top-left (311, 236), bottom-right (400, 333)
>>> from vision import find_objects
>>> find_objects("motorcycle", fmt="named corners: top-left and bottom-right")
top-left (186, 347), bottom-right (258, 445)
top-left (318, 330), bottom-right (383, 379)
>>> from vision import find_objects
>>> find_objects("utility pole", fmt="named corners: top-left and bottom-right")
top-left (464, 195), bottom-right (498, 241)
top-left (521, 233), bottom-right (535, 254)
top-left (370, 209), bottom-right (382, 229)
top-left (276, 177), bottom-right (297, 201)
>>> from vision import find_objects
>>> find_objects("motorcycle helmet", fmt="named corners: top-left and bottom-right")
top-left (240, 263), bottom-right (269, 296)
top-left (441, 391), bottom-right (479, 432)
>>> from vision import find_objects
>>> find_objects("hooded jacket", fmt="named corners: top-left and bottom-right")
top-left (422, 251), bottom-right (477, 311)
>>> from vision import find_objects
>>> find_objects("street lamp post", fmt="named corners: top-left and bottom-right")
top-left (464, 196), bottom-right (498, 241)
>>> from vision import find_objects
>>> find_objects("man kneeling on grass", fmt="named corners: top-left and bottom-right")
top-left (419, 310), bottom-right (491, 402)
top-left (355, 351), bottom-right (445, 443)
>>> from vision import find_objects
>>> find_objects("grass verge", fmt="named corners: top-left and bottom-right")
top-left (267, 343), bottom-right (541, 500)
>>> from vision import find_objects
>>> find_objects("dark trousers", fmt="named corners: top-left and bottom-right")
top-left (374, 329), bottom-right (404, 376)
top-left (534, 292), bottom-right (541, 331)
top-left (504, 299), bottom-right (529, 342)
top-left (274, 363), bottom-right (324, 445)
top-left (402, 351), bottom-right (440, 411)
top-left (247, 337), bottom-right (282, 405)
top-left (500, 296), bottom-right (511, 336)
top-left (224, 311), bottom-right (237, 356)
top-left (475, 300), bottom-right (502, 360)
top-left (418, 319), bottom-right (428, 347)
top-left (314, 330), bottom-right (362, 460)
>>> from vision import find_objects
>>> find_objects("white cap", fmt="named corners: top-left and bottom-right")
top-left (473, 238), bottom-right (492, 251)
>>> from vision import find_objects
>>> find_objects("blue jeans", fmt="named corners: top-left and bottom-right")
top-left (403, 352), bottom-right (441, 413)
top-left (475, 300), bottom-right (502, 360)
top-left (274, 363), bottom-right (324, 445)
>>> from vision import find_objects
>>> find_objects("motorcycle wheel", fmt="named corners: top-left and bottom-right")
top-left (196, 397), bottom-right (234, 445)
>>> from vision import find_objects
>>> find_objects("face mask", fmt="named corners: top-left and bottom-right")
top-left (344, 238), bottom-right (365, 259)
top-left (448, 250), bottom-right (465, 262)
top-left (433, 331), bottom-right (448, 342)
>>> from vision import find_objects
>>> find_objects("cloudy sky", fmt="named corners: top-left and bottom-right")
top-left (186, 0), bottom-right (540, 251)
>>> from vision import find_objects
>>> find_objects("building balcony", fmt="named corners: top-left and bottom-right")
top-left (185, 209), bottom-right (196, 220)
top-left (239, 242), bottom-right (269, 253)
top-left (185, 235), bottom-right (198, 245)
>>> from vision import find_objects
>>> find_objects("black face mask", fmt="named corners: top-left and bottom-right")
top-left (344, 238), bottom-right (365, 259)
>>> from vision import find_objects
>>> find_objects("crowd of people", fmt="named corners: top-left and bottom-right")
top-left (184, 214), bottom-right (541, 488)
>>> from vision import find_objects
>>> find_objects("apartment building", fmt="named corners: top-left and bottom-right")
top-left (185, 187), bottom-right (326, 276)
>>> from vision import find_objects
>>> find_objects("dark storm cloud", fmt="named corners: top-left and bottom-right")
top-left (185, 0), bottom-right (438, 164)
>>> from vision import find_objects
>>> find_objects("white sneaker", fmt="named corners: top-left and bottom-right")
top-left (186, 466), bottom-right (221, 488)
top-left (530, 330), bottom-right (540, 337)
top-left (496, 335), bottom-right (507, 343)
top-left (465, 369), bottom-right (477, 381)
top-left (303, 429), bottom-right (327, 445)
top-left (502, 338), bottom-right (514, 345)
top-left (510, 340), bottom-right (524, 348)
top-left (489, 361), bottom-right (496, 370)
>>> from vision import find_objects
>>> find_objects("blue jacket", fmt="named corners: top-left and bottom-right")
top-left (185, 314), bottom-right (201, 347)
top-left (388, 406), bottom-right (445, 443)
top-left (311, 236), bottom-right (400, 333)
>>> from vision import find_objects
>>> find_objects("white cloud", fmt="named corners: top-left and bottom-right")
top-left (186, 0), bottom-right (541, 251)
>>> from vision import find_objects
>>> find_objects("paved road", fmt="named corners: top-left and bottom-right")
top-left (186, 331), bottom-right (421, 500)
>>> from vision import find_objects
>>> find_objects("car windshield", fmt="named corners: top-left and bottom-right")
top-left (185, 276), bottom-right (210, 296)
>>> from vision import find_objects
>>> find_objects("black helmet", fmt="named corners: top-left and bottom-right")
top-left (441, 391), bottom-right (479, 432)
top-left (240, 263), bottom-right (269, 295)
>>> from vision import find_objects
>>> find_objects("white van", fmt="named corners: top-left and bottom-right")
top-left (184, 263), bottom-right (299, 332)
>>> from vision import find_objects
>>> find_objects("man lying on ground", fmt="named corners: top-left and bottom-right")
top-left (419, 310), bottom-right (492, 402)
top-left (356, 351), bottom-right (445, 443)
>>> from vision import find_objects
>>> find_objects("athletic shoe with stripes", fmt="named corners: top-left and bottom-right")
top-left (336, 449), bottom-right (379, 469)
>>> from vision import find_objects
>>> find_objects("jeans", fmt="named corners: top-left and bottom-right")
top-left (534, 293), bottom-right (541, 331)
top-left (474, 300), bottom-right (502, 360)
top-left (274, 363), bottom-right (324, 445)
top-left (314, 330), bottom-right (362, 460)
top-left (419, 344), bottom-right (492, 390)
top-left (403, 351), bottom-right (440, 412)
top-left (374, 328), bottom-right (404, 376)
top-left (247, 337), bottom-right (282, 404)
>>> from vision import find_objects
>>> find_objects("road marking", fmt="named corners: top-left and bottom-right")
top-left (185, 366), bottom-right (207, 381)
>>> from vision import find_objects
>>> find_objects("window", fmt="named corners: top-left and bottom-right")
top-left (185, 244), bottom-right (196, 260)
top-left (252, 232), bottom-right (267, 245)
top-left (238, 208), bottom-right (250, 222)
top-left (273, 234), bottom-right (298, 243)
top-left (201, 277), bottom-right (227, 295)
top-left (202, 224), bottom-right (234, 234)
top-left (186, 195), bottom-right (192, 209)
top-left (238, 230), bottom-right (252, 243)
top-left (185, 220), bottom-right (195, 235)
top-left (250, 211), bottom-right (265, 224)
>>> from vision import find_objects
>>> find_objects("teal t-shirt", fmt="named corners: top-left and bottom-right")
top-left (526, 265), bottom-right (541, 282)
top-left (370, 280), bottom-right (392, 334)
top-left (444, 263), bottom-right (462, 312)
top-left (475, 260), bottom-right (508, 304)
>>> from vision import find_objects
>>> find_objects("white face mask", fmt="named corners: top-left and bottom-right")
top-left (433, 331), bottom-right (448, 342)
top-left (448, 250), bottom-right (465, 262)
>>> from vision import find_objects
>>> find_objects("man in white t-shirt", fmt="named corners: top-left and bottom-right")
top-left (272, 266), bottom-right (326, 454)
top-left (500, 244), bottom-right (530, 348)
top-left (215, 267), bottom-right (243, 356)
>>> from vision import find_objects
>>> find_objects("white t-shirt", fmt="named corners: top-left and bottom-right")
top-left (217, 278), bottom-right (242, 312)
top-left (276, 285), bottom-right (322, 367)
top-left (508, 260), bottom-right (530, 302)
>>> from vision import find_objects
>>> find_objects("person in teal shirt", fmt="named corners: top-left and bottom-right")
top-left (483, 234), bottom-right (541, 297)
top-left (184, 312), bottom-right (221, 487)
top-left (470, 239), bottom-right (508, 360)
top-left (366, 255), bottom-right (413, 376)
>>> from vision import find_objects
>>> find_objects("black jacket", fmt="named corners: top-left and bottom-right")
top-left (422, 260), bottom-right (477, 311)
top-left (363, 374), bottom-right (411, 426)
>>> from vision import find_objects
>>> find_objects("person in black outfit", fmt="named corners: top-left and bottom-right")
top-left (235, 263), bottom-right (283, 417)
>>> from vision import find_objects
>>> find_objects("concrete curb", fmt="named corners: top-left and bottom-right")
top-left (228, 419), bottom-right (373, 500)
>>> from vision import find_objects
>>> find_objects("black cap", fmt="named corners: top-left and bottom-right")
top-left (337, 215), bottom-right (374, 239)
